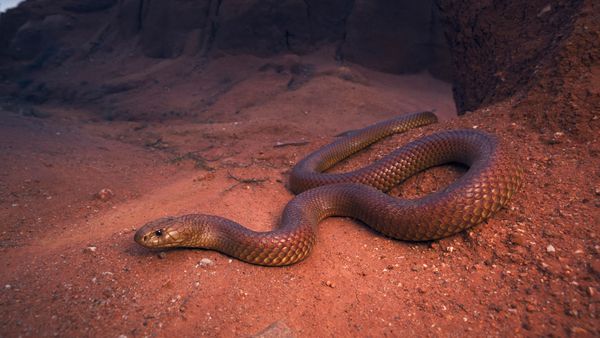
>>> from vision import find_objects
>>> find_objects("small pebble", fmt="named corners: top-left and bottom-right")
top-left (96, 188), bottom-right (114, 202)
top-left (546, 244), bottom-right (556, 253)
top-left (197, 258), bottom-right (214, 267)
top-left (510, 233), bottom-right (527, 246)
top-left (157, 252), bottom-right (167, 259)
top-left (5, 284), bottom-right (11, 289)
top-left (570, 327), bottom-right (588, 334)
top-left (83, 246), bottom-right (97, 253)
top-left (587, 287), bottom-right (596, 297)
top-left (325, 280), bottom-right (335, 288)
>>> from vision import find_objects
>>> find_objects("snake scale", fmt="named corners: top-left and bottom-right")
top-left (134, 111), bottom-right (522, 266)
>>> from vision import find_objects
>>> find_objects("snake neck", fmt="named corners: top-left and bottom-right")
top-left (181, 213), bottom-right (320, 266)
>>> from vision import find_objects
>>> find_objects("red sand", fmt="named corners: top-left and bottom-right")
top-left (1, 51), bottom-right (598, 336)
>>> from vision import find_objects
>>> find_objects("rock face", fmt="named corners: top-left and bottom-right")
top-left (138, 0), bottom-right (213, 58)
top-left (341, 0), bottom-right (447, 75)
top-left (437, 0), bottom-right (586, 113)
top-left (0, 0), bottom-right (597, 134)
top-left (8, 14), bottom-right (74, 60)
top-left (0, 0), bottom-right (452, 78)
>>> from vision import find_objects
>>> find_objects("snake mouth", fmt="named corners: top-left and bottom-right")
top-left (134, 229), bottom-right (157, 248)
top-left (133, 230), bottom-right (144, 245)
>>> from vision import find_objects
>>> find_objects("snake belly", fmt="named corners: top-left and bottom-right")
top-left (134, 111), bottom-right (523, 266)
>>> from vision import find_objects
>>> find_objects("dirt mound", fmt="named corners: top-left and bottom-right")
top-left (438, 0), bottom-right (598, 139)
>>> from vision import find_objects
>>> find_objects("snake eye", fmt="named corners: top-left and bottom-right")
top-left (155, 229), bottom-right (163, 237)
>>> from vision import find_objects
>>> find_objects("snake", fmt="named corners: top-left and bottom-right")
top-left (134, 111), bottom-right (522, 266)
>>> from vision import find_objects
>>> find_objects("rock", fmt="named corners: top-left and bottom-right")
top-left (113, 0), bottom-right (143, 37)
top-left (157, 252), bottom-right (167, 259)
top-left (590, 260), bottom-right (600, 276)
top-left (216, 0), bottom-right (311, 56)
top-left (252, 321), bottom-right (294, 338)
top-left (8, 14), bottom-right (74, 60)
top-left (83, 246), bottom-right (97, 253)
top-left (570, 326), bottom-right (588, 335)
top-left (429, 242), bottom-right (441, 250)
top-left (341, 0), bottom-right (449, 77)
top-left (62, 0), bottom-right (117, 13)
top-left (197, 258), bottom-right (214, 267)
top-left (539, 260), bottom-right (562, 275)
top-left (95, 188), bottom-right (114, 202)
top-left (138, 0), bottom-right (212, 58)
top-left (525, 304), bottom-right (537, 312)
top-left (546, 244), bottom-right (556, 253)
top-left (509, 233), bottom-right (527, 246)
top-left (21, 106), bottom-right (51, 118)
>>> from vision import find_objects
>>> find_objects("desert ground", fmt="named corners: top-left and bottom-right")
top-left (1, 50), bottom-right (599, 337)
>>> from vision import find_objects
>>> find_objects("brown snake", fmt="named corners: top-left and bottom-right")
top-left (134, 111), bottom-right (522, 266)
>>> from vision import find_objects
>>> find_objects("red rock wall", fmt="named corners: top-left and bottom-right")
top-left (436, 0), bottom-right (598, 138)
top-left (0, 0), bottom-right (452, 79)
top-left (1, 0), bottom-right (597, 138)
top-left (437, 0), bottom-right (582, 109)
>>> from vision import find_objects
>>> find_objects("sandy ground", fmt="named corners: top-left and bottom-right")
top-left (1, 51), bottom-right (599, 337)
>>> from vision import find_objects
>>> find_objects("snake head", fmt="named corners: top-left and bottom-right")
top-left (134, 216), bottom-right (186, 248)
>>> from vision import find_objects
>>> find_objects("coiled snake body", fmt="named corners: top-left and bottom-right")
top-left (135, 112), bottom-right (522, 266)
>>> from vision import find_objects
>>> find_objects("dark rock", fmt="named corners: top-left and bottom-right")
top-left (7, 14), bottom-right (74, 61)
top-left (304, 0), bottom-right (353, 44)
top-left (62, 0), bottom-right (117, 13)
top-left (0, 6), bottom-right (31, 56)
top-left (114, 0), bottom-right (142, 37)
top-left (139, 0), bottom-right (212, 58)
top-left (341, 0), bottom-right (448, 75)
top-left (216, 0), bottom-right (311, 56)
top-left (21, 107), bottom-right (51, 118)
top-left (23, 82), bottom-right (52, 104)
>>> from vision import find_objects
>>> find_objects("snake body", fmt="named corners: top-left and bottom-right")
top-left (134, 111), bottom-right (522, 266)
